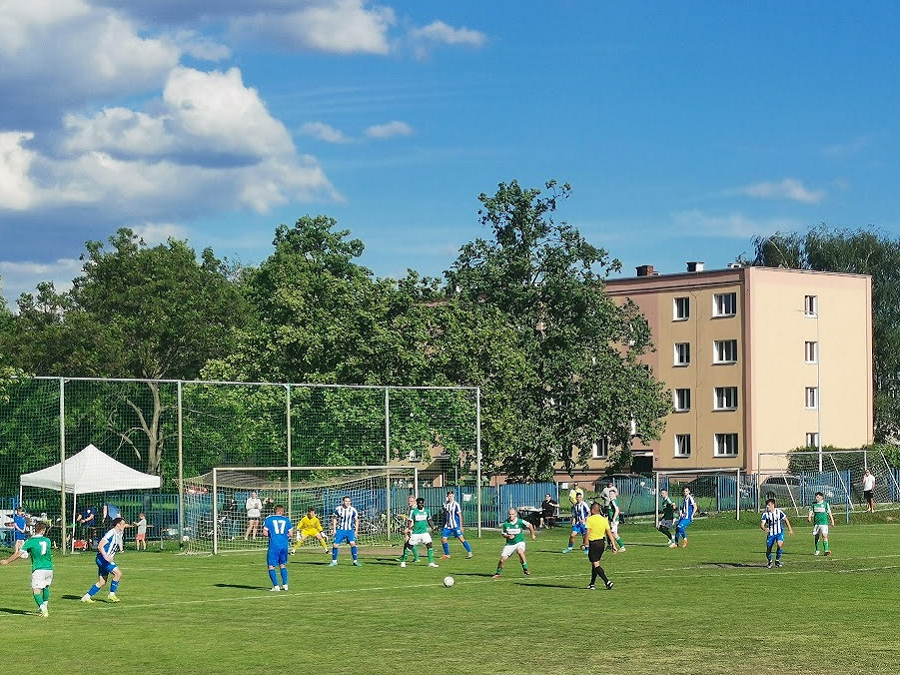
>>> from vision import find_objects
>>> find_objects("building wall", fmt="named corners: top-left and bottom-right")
top-left (744, 267), bottom-right (873, 472)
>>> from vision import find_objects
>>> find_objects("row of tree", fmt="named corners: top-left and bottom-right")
top-left (0, 180), bottom-right (670, 481)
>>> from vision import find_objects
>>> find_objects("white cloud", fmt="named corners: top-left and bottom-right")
top-left (0, 0), bottom-right (179, 106)
top-left (410, 20), bottom-right (486, 47)
top-left (822, 136), bottom-right (870, 158)
top-left (0, 132), bottom-right (39, 210)
top-left (301, 121), bottom-right (353, 144)
top-left (0, 257), bottom-right (83, 302)
top-left (131, 222), bottom-right (190, 245)
top-left (231, 0), bottom-right (396, 55)
top-left (672, 210), bottom-right (802, 240)
top-left (166, 29), bottom-right (231, 62)
top-left (734, 178), bottom-right (826, 204)
top-left (365, 120), bottom-right (413, 139)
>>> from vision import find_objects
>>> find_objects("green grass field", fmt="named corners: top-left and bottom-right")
top-left (2, 517), bottom-right (899, 675)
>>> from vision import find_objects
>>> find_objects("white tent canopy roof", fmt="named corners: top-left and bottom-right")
top-left (20, 444), bottom-right (161, 494)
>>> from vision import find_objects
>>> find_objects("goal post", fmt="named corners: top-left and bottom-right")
top-left (757, 449), bottom-right (900, 522)
top-left (181, 465), bottom-right (418, 554)
top-left (654, 467), bottom-right (745, 522)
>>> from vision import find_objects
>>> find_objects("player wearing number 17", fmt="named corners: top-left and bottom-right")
top-left (1, 520), bottom-right (53, 617)
top-left (264, 505), bottom-right (293, 591)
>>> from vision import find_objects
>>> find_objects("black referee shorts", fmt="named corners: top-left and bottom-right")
top-left (588, 538), bottom-right (607, 563)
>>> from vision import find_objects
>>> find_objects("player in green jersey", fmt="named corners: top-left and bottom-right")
top-left (808, 491), bottom-right (835, 556)
top-left (1, 521), bottom-right (53, 617)
top-left (399, 497), bottom-right (439, 568)
top-left (492, 508), bottom-right (536, 579)
top-left (606, 497), bottom-right (626, 552)
top-left (658, 489), bottom-right (677, 547)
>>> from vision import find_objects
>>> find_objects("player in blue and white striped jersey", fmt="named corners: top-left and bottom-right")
top-left (760, 498), bottom-right (794, 568)
top-left (440, 491), bottom-right (473, 559)
top-left (562, 492), bottom-right (591, 553)
top-left (81, 517), bottom-right (127, 603)
top-left (675, 487), bottom-right (697, 548)
top-left (329, 496), bottom-right (361, 567)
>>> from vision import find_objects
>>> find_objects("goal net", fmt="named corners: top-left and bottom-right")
top-left (180, 466), bottom-right (418, 554)
top-left (653, 468), bottom-right (750, 522)
top-left (756, 450), bottom-right (900, 519)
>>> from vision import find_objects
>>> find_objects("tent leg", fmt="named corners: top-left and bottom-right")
top-left (71, 493), bottom-right (78, 555)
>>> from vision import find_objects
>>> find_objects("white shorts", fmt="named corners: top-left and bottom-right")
top-left (31, 570), bottom-right (53, 590)
top-left (609, 520), bottom-right (619, 535)
top-left (501, 541), bottom-right (526, 558)
top-left (812, 524), bottom-right (829, 537)
top-left (409, 532), bottom-right (432, 547)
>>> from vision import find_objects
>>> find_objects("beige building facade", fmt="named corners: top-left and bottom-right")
top-left (593, 264), bottom-right (874, 475)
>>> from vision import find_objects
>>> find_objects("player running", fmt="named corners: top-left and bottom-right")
top-left (760, 499), bottom-right (794, 568)
top-left (81, 517), bottom-right (127, 603)
top-left (493, 508), bottom-right (536, 579)
top-left (330, 496), bottom-right (361, 567)
top-left (399, 497), bottom-right (439, 568)
top-left (583, 502), bottom-right (618, 590)
top-left (264, 505), bottom-right (293, 591)
top-left (658, 489), bottom-right (677, 547)
top-left (606, 493), bottom-right (626, 552)
top-left (291, 508), bottom-right (328, 554)
top-left (440, 491), bottom-right (473, 559)
top-left (675, 487), bottom-right (697, 548)
top-left (808, 491), bottom-right (835, 557)
top-left (1, 520), bottom-right (53, 617)
top-left (562, 492), bottom-right (590, 553)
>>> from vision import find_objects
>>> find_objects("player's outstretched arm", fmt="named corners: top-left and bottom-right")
top-left (527, 521), bottom-right (536, 540)
top-left (1, 550), bottom-right (24, 565)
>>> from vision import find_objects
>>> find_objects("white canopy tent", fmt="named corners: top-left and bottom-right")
top-left (20, 444), bottom-right (161, 552)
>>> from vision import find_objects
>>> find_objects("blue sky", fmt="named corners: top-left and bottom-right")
top-left (1, 1), bottom-right (898, 306)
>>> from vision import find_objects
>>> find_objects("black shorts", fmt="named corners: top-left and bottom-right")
top-left (588, 539), bottom-right (607, 563)
top-left (864, 490), bottom-right (874, 501)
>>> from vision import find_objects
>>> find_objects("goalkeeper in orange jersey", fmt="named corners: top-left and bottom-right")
top-left (290, 508), bottom-right (329, 554)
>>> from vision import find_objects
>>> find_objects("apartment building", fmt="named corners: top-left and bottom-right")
top-left (591, 263), bottom-right (873, 475)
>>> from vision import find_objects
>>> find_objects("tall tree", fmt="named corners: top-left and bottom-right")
top-left (747, 227), bottom-right (900, 442)
top-left (445, 180), bottom-right (671, 479)
top-left (7, 229), bottom-right (248, 476)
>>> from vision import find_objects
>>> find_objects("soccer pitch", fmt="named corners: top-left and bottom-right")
top-left (1, 519), bottom-right (898, 675)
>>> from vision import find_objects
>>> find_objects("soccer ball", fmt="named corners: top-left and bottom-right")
top-left (182, 535), bottom-right (190, 543)
top-left (442, 576), bottom-right (455, 588)
top-left (19, 551), bottom-right (29, 559)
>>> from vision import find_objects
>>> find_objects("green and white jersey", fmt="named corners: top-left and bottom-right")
top-left (809, 501), bottom-right (831, 525)
top-left (408, 508), bottom-right (431, 534)
top-left (661, 496), bottom-right (676, 520)
top-left (22, 536), bottom-right (53, 571)
top-left (607, 498), bottom-right (620, 521)
top-left (501, 518), bottom-right (527, 545)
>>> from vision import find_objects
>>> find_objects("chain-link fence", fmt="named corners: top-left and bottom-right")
top-left (0, 377), bottom-right (481, 553)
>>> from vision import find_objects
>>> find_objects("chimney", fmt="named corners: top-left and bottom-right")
top-left (686, 261), bottom-right (705, 273)
top-left (636, 264), bottom-right (655, 277)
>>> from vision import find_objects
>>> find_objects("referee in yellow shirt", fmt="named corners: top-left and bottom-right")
top-left (582, 502), bottom-right (618, 590)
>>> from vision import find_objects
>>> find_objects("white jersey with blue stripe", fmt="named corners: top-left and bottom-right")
top-left (572, 501), bottom-right (589, 524)
top-left (761, 508), bottom-right (787, 535)
top-left (334, 505), bottom-right (358, 531)
top-left (443, 501), bottom-right (462, 528)
top-left (681, 495), bottom-right (697, 520)
top-left (99, 528), bottom-right (122, 560)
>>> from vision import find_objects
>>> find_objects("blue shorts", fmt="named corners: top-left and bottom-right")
top-left (766, 533), bottom-right (785, 548)
top-left (571, 523), bottom-right (587, 536)
top-left (333, 529), bottom-right (355, 545)
top-left (267, 546), bottom-right (289, 567)
top-left (95, 556), bottom-right (118, 578)
top-left (15, 532), bottom-right (27, 541)
top-left (677, 518), bottom-right (692, 531)
top-left (442, 526), bottom-right (463, 539)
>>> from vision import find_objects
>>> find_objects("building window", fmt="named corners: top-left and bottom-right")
top-left (805, 341), bottom-right (818, 364)
top-left (673, 297), bottom-right (690, 321)
top-left (806, 432), bottom-right (819, 448)
top-left (591, 439), bottom-right (609, 459)
top-left (714, 387), bottom-right (738, 411)
top-left (674, 434), bottom-right (692, 457)
top-left (674, 388), bottom-right (691, 412)
top-left (804, 295), bottom-right (818, 317)
top-left (714, 433), bottom-right (739, 457)
top-left (713, 339), bottom-right (738, 364)
top-left (713, 292), bottom-right (737, 317)
top-left (805, 387), bottom-right (818, 409)
top-left (674, 343), bottom-right (691, 366)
